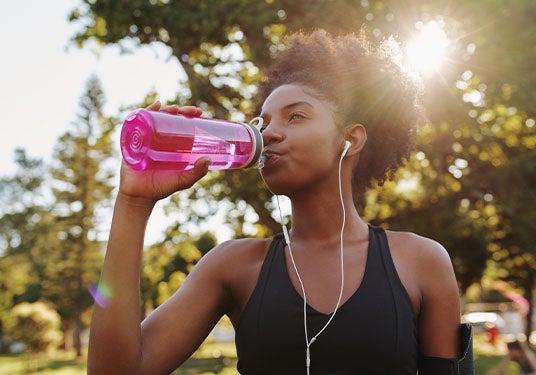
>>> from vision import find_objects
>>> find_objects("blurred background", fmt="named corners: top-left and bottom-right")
top-left (0, 0), bottom-right (534, 374)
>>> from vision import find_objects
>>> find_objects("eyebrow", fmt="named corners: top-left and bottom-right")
top-left (260, 100), bottom-right (315, 121)
top-left (282, 101), bottom-right (315, 111)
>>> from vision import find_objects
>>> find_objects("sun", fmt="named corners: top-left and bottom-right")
top-left (404, 21), bottom-right (450, 76)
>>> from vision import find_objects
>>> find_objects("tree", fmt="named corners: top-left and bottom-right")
top-left (38, 75), bottom-right (115, 357)
top-left (5, 302), bottom-right (62, 353)
top-left (69, 0), bottom-right (536, 303)
top-left (0, 150), bottom-right (49, 333)
top-left (0, 150), bottom-right (48, 259)
top-left (140, 231), bottom-right (217, 316)
top-left (364, 71), bottom-right (535, 336)
top-left (478, 112), bottom-right (536, 337)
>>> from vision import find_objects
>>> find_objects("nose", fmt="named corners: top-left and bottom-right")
top-left (261, 122), bottom-right (284, 146)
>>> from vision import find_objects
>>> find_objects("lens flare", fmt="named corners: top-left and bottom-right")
top-left (89, 282), bottom-right (113, 308)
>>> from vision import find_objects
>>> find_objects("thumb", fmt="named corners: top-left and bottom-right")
top-left (179, 157), bottom-right (211, 188)
top-left (194, 156), bottom-right (211, 175)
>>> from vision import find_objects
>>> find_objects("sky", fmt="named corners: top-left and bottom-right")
top-left (0, 0), bottom-right (189, 244)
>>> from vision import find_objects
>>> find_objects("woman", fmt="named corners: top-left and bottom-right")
top-left (88, 30), bottom-right (473, 374)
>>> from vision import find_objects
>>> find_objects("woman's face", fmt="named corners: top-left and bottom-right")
top-left (259, 83), bottom-right (344, 195)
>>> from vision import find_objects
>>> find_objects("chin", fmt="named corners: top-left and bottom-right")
top-left (261, 174), bottom-right (289, 196)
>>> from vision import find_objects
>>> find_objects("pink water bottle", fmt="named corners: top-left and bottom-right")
top-left (120, 109), bottom-right (263, 171)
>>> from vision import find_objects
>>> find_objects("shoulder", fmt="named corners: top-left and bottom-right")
top-left (385, 230), bottom-right (461, 357)
top-left (384, 230), bottom-right (458, 312)
top-left (194, 236), bottom-right (275, 320)
top-left (193, 236), bottom-right (274, 284)
top-left (385, 230), bottom-right (453, 272)
top-left (201, 237), bottom-right (274, 264)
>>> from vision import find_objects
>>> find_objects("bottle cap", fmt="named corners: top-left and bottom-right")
top-left (244, 118), bottom-right (264, 168)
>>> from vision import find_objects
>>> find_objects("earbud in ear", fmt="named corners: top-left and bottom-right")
top-left (341, 140), bottom-right (351, 157)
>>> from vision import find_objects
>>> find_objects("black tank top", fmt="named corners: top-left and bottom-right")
top-left (235, 225), bottom-right (418, 374)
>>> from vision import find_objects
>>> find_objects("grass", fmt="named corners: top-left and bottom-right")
top-left (172, 342), bottom-right (239, 375)
top-left (473, 332), bottom-right (526, 375)
top-left (0, 351), bottom-right (87, 375)
top-left (0, 351), bottom-right (238, 375)
top-left (0, 342), bottom-right (239, 375)
top-left (0, 335), bottom-right (528, 374)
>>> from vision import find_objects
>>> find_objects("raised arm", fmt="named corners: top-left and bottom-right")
top-left (87, 103), bottom-right (211, 374)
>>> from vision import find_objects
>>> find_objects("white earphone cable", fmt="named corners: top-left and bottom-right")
top-left (275, 147), bottom-right (347, 374)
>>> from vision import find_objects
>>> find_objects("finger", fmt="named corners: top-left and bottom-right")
top-left (177, 106), bottom-right (203, 117)
top-left (147, 101), bottom-right (161, 111)
top-left (160, 104), bottom-right (180, 114)
top-left (178, 157), bottom-right (211, 189)
top-left (191, 156), bottom-right (211, 178)
top-left (195, 156), bottom-right (211, 169)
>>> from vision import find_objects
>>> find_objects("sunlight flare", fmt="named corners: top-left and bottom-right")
top-left (405, 21), bottom-right (450, 76)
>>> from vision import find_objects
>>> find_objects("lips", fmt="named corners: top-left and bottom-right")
top-left (260, 149), bottom-right (280, 168)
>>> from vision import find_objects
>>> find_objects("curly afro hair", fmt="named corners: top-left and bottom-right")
top-left (255, 29), bottom-right (425, 199)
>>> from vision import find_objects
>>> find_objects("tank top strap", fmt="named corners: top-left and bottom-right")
top-left (369, 224), bottom-right (417, 357)
top-left (235, 233), bottom-right (285, 331)
top-left (256, 232), bottom-right (286, 292)
top-left (369, 225), bottom-right (409, 299)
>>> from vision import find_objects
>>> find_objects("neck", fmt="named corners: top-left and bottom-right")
top-left (284, 180), bottom-right (367, 245)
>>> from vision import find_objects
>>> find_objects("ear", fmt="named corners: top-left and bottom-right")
top-left (344, 124), bottom-right (367, 156)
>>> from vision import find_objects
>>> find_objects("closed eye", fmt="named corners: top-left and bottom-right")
top-left (289, 112), bottom-right (307, 121)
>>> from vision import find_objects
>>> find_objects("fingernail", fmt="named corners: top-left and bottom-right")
top-left (200, 157), bottom-right (211, 169)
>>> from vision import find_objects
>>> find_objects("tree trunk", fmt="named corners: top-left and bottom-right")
top-left (73, 315), bottom-right (83, 357)
top-left (62, 320), bottom-right (73, 352)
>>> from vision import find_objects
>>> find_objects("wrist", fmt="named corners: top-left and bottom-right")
top-left (115, 191), bottom-right (157, 212)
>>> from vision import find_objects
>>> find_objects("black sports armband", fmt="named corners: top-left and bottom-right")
top-left (418, 323), bottom-right (474, 375)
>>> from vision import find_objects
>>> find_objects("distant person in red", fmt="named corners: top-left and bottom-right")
top-left (486, 322), bottom-right (500, 345)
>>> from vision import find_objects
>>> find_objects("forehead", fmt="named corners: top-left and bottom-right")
top-left (260, 84), bottom-right (332, 115)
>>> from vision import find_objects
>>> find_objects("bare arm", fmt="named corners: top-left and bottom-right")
top-left (87, 102), bottom-right (212, 374)
top-left (416, 237), bottom-right (461, 359)
top-left (87, 193), bottom-right (152, 374)
top-left (139, 240), bottom-right (236, 372)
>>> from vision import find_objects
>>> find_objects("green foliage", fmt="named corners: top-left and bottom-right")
top-left (141, 232), bottom-right (216, 314)
top-left (0, 255), bottom-right (39, 332)
top-left (69, 0), bottom-right (536, 326)
top-left (38, 75), bottom-right (116, 356)
top-left (5, 302), bottom-right (62, 353)
top-left (0, 150), bottom-right (50, 333)
top-left (173, 168), bottom-right (279, 239)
